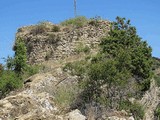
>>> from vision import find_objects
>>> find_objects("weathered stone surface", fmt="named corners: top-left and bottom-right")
top-left (0, 67), bottom-right (79, 120)
top-left (140, 78), bottom-right (160, 120)
top-left (16, 20), bottom-right (110, 64)
top-left (67, 109), bottom-right (86, 120)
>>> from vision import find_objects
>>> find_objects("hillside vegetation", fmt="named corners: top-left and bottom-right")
top-left (0, 16), bottom-right (160, 120)
top-left (63, 17), bottom-right (153, 119)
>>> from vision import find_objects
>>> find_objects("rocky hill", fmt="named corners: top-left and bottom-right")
top-left (0, 17), bottom-right (160, 120)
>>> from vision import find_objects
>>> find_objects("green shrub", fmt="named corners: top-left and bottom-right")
top-left (0, 71), bottom-right (23, 98)
top-left (83, 46), bottom-right (90, 53)
top-left (100, 16), bottom-right (152, 91)
top-left (5, 56), bottom-right (15, 71)
top-left (155, 105), bottom-right (160, 119)
top-left (61, 16), bottom-right (88, 28)
top-left (63, 61), bottom-right (88, 77)
top-left (131, 103), bottom-right (144, 120)
top-left (89, 16), bottom-right (101, 26)
top-left (75, 43), bottom-right (90, 54)
top-left (22, 65), bottom-right (40, 79)
top-left (119, 100), bottom-right (144, 119)
top-left (154, 75), bottom-right (160, 87)
top-left (48, 34), bottom-right (59, 44)
top-left (52, 25), bottom-right (60, 32)
top-left (30, 22), bottom-right (49, 35)
top-left (54, 84), bottom-right (79, 108)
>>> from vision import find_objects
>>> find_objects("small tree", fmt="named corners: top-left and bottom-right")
top-left (100, 16), bottom-right (152, 90)
top-left (82, 17), bottom-right (153, 105)
top-left (13, 37), bottom-right (27, 75)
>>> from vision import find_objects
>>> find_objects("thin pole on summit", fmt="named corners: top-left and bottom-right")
top-left (74, 0), bottom-right (77, 17)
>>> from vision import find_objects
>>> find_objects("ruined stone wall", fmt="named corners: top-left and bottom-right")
top-left (16, 20), bottom-right (110, 64)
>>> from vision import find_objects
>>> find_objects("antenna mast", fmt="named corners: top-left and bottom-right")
top-left (74, 0), bottom-right (77, 17)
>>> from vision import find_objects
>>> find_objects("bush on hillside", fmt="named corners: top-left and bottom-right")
top-left (154, 75), bottom-right (160, 87)
top-left (119, 100), bottom-right (144, 119)
top-left (155, 105), bottom-right (160, 119)
top-left (61, 16), bottom-right (88, 28)
top-left (89, 16), bottom-right (101, 26)
top-left (52, 25), bottom-right (60, 32)
top-left (13, 37), bottom-right (27, 75)
top-left (75, 43), bottom-right (90, 54)
top-left (152, 57), bottom-right (160, 70)
top-left (22, 65), bottom-right (40, 80)
top-left (0, 37), bottom-right (40, 98)
top-left (0, 71), bottom-right (22, 98)
top-left (30, 21), bottom-right (49, 35)
top-left (99, 16), bottom-right (153, 91)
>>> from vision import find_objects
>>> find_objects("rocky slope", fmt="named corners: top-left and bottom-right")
top-left (0, 60), bottom-right (136, 120)
top-left (0, 63), bottom-right (82, 120)
top-left (1, 19), bottom-right (160, 120)
top-left (4, 56), bottom-right (159, 120)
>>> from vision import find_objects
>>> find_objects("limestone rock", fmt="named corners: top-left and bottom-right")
top-left (15, 20), bottom-right (110, 64)
top-left (67, 109), bottom-right (86, 120)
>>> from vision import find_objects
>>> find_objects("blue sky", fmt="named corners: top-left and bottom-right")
top-left (0, 0), bottom-right (160, 63)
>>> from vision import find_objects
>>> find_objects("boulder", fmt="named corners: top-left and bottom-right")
top-left (67, 109), bottom-right (86, 120)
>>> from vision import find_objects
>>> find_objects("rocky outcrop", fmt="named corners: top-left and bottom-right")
top-left (140, 78), bottom-right (160, 120)
top-left (0, 66), bottom-right (79, 120)
top-left (66, 109), bottom-right (86, 120)
top-left (16, 20), bottom-right (110, 64)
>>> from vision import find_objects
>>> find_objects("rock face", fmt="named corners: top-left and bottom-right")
top-left (67, 109), bottom-right (86, 120)
top-left (16, 20), bottom-right (110, 64)
top-left (140, 78), bottom-right (160, 120)
top-left (0, 67), bottom-right (79, 120)
top-left (0, 73), bottom-right (56, 119)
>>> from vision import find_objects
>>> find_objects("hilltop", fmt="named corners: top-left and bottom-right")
top-left (16, 17), bottom-right (110, 64)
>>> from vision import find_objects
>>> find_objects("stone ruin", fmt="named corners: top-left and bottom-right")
top-left (16, 20), bottom-right (110, 64)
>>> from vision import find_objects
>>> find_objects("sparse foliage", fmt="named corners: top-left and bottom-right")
top-left (75, 43), bottom-right (90, 54)
top-left (89, 16), bottom-right (101, 26)
top-left (0, 71), bottom-right (22, 98)
top-left (5, 56), bottom-right (15, 70)
top-left (52, 25), bottom-right (60, 32)
top-left (61, 16), bottom-right (88, 28)
top-left (155, 105), bottom-right (160, 119)
top-left (119, 100), bottom-right (144, 119)
top-left (30, 21), bottom-right (49, 35)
